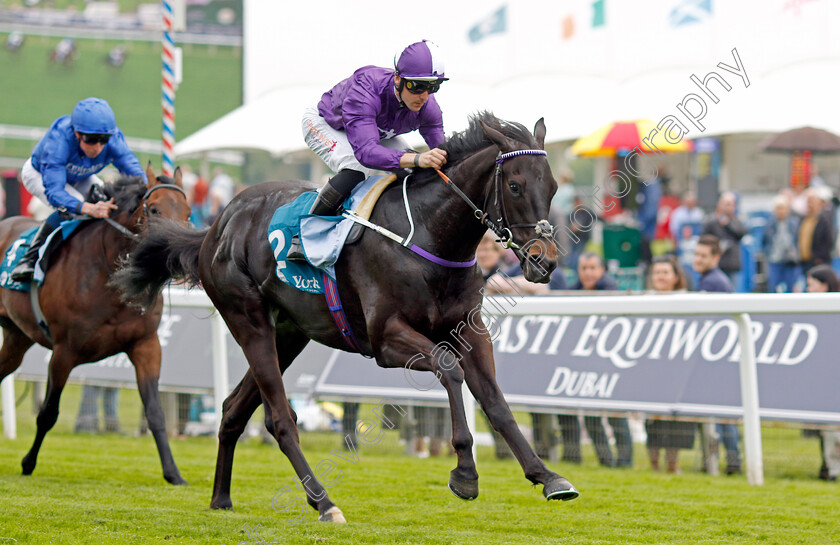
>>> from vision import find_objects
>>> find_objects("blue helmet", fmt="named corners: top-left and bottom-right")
top-left (71, 97), bottom-right (117, 135)
top-left (395, 40), bottom-right (448, 81)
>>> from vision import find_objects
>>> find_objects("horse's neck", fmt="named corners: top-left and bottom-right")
top-left (417, 146), bottom-right (497, 260)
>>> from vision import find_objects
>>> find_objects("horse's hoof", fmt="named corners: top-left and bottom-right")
top-left (448, 473), bottom-right (478, 500)
top-left (210, 497), bottom-right (233, 510)
top-left (166, 474), bottom-right (189, 486)
top-left (318, 506), bottom-right (346, 523)
top-left (21, 457), bottom-right (35, 476)
top-left (543, 476), bottom-right (579, 501)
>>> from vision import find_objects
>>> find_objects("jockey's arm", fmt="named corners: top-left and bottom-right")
top-left (399, 148), bottom-right (447, 169)
top-left (345, 114), bottom-right (448, 170)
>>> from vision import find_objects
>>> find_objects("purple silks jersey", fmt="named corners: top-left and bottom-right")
top-left (317, 66), bottom-right (444, 171)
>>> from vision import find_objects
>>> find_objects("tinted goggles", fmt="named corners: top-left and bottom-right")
top-left (404, 79), bottom-right (442, 95)
top-left (80, 133), bottom-right (111, 145)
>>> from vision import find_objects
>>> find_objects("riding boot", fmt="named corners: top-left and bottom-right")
top-left (11, 222), bottom-right (56, 281)
top-left (287, 169), bottom-right (364, 262)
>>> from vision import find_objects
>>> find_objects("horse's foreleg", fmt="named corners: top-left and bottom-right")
top-left (211, 369), bottom-right (263, 510)
top-left (128, 336), bottom-right (187, 485)
top-left (21, 347), bottom-right (73, 476)
top-left (458, 328), bottom-right (579, 501)
top-left (373, 316), bottom-right (478, 500)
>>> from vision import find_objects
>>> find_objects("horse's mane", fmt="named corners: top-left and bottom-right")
top-left (102, 176), bottom-right (148, 213)
top-left (409, 111), bottom-right (537, 183)
top-left (442, 111), bottom-right (537, 164)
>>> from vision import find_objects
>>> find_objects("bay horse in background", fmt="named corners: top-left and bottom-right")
top-left (0, 165), bottom-right (191, 485)
top-left (114, 112), bottom-right (579, 522)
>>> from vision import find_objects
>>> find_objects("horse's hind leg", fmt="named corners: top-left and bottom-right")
top-left (211, 369), bottom-right (263, 510)
top-left (211, 330), bottom-right (309, 510)
top-left (127, 336), bottom-right (187, 485)
top-left (21, 346), bottom-right (74, 476)
top-left (0, 324), bottom-right (35, 384)
top-left (216, 303), bottom-right (343, 522)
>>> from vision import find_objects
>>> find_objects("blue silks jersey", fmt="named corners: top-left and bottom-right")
top-left (30, 115), bottom-right (146, 213)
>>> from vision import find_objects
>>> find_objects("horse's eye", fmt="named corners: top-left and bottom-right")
top-left (508, 182), bottom-right (522, 195)
top-left (149, 206), bottom-right (161, 216)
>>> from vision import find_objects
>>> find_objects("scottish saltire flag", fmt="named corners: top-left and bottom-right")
top-left (669, 0), bottom-right (712, 27)
top-left (468, 5), bottom-right (507, 43)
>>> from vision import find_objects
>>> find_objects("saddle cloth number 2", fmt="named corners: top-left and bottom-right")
top-left (268, 229), bottom-right (288, 281)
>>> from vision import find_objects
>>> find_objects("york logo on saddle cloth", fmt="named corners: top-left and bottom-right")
top-left (268, 227), bottom-right (323, 295)
top-left (266, 176), bottom-right (391, 296)
top-left (267, 190), bottom-right (330, 295)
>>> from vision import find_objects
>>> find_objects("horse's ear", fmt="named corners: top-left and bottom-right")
top-left (173, 166), bottom-right (183, 187)
top-left (481, 121), bottom-right (515, 153)
top-left (145, 162), bottom-right (159, 186)
top-left (534, 118), bottom-right (546, 150)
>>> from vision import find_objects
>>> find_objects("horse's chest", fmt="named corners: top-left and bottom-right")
top-left (401, 292), bottom-right (474, 336)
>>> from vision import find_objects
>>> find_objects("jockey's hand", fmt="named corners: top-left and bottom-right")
top-left (419, 148), bottom-right (447, 169)
top-left (81, 199), bottom-right (118, 219)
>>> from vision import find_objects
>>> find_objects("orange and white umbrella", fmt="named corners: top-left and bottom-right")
top-left (571, 120), bottom-right (692, 157)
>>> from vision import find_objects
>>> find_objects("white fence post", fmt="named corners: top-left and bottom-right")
top-left (2, 374), bottom-right (16, 440)
top-left (462, 381), bottom-right (476, 460)
top-left (1, 328), bottom-right (15, 439)
top-left (733, 313), bottom-right (764, 485)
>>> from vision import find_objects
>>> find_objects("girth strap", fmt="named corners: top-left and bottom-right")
top-left (322, 272), bottom-right (371, 357)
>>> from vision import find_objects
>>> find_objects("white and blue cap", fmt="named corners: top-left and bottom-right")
top-left (395, 40), bottom-right (448, 81)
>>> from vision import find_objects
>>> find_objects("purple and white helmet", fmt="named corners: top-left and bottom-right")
top-left (395, 40), bottom-right (448, 81)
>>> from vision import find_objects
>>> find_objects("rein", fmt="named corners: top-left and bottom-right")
top-left (435, 148), bottom-right (555, 258)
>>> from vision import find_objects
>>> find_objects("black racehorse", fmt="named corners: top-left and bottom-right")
top-left (114, 112), bottom-right (579, 522)
top-left (0, 165), bottom-right (191, 484)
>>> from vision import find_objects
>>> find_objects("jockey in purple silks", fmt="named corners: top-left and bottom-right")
top-left (12, 97), bottom-right (146, 281)
top-left (287, 40), bottom-right (449, 261)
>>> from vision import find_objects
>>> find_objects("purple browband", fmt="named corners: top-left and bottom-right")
top-left (410, 244), bottom-right (477, 268)
top-left (496, 149), bottom-right (548, 164)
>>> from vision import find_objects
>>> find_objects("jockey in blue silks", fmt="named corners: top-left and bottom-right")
top-left (286, 40), bottom-right (449, 261)
top-left (12, 97), bottom-right (147, 281)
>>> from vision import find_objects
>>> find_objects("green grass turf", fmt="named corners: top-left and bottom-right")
top-left (0, 33), bottom-right (242, 144)
top-left (0, 384), bottom-right (838, 544)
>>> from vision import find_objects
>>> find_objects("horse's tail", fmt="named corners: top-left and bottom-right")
top-left (112, 218), bottom-right (207, 309)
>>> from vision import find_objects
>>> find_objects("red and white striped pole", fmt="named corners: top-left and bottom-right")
top-left (161, 0), bottom-right (176, 176)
